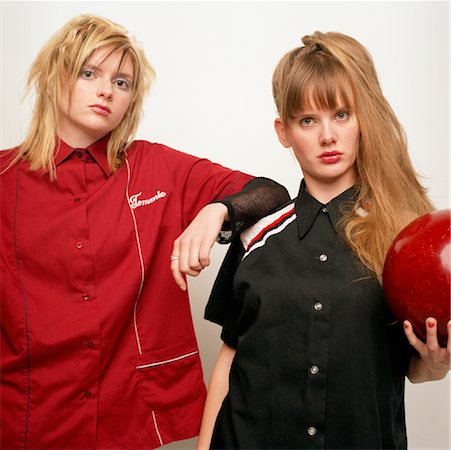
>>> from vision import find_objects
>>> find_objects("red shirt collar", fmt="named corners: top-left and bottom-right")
top-left (54, 134), bottom-right (111, 177)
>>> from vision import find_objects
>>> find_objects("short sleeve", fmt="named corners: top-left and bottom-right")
top-left (155, 143), bottom-right (253, 227)
top-left (204, 238), bottom-right (245, 348)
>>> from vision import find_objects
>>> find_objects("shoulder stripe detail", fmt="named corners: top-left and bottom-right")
top-left (241, 203), bottom-right (296, 260)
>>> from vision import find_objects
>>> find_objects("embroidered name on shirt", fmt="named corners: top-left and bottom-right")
top-left (129, 191), bottom-right (167, 209)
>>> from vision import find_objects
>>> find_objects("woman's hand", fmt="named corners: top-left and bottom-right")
top-left (170, 203), bottom-right (229, 291)
top-left (404, 317), bottom-right (451, 382)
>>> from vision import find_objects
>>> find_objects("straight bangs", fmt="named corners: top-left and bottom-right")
top-left (284, 59), bottom-right (355, 122)
top-left (272, 31), bottom-right (434, 280)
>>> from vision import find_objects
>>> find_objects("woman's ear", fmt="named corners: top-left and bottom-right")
top-left (274, 118), bottom-right (291, 148)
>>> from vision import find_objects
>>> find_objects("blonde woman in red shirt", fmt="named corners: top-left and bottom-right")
top-left (0, 14), bottom-right (288, 449)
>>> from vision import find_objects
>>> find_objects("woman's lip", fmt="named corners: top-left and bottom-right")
top-left (90, 104), bottom-right (111, 115)
top-left (319, 152), bottom-right (342, 164)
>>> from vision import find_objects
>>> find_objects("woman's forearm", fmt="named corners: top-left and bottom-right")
top-left (197, 343), bottom-right (236, 450)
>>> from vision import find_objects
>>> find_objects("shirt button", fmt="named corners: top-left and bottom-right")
top-left (87, 341), bottom-right (95, 348)
top-left (307, 426), bottom-right (317, 436)
top-left (82, 294), bottom-right (90, 301)
top-left (319, 253), bottom-right (328, 262)
top-left (309, 365), bottom-right (319, 375)
top-left (84, 391), bottom-right (93, 398)
top-left (75, 151), bottom-right (83, 158)
top-left (321, 206), bottom-right (328, 213)
top-left (73, 197), bottom-right (81, 203)
top-left (313, 302), bottom-right (323, 311)
top-left (75, 241), bottom-right (83, 249)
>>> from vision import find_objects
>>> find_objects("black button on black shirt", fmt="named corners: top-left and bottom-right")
top-left (206, 180), bottom-right (413, 450)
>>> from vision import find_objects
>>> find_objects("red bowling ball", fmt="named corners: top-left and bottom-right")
top-left (383, 209), bottom-right (450, 347)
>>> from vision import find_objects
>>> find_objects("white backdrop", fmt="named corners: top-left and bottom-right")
top-left (1, 1), bottom-right (449, 449)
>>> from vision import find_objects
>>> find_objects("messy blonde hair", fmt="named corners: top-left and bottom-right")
top-left (9, 14), bottom-right (155, 178)
top-left (272, 31), bottom-right (433, 281)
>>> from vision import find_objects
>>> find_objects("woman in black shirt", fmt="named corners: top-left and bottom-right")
top-left (198, 31), bottom-right (450, 449)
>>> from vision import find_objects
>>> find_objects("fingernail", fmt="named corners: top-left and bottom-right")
top-left (428, 321), bottom-right (435, 328)
top-left (403, 322), bottom-right (409, 329)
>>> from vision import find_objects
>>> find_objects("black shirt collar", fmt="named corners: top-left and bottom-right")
top-left (295, 179), bottom-right (359, 238)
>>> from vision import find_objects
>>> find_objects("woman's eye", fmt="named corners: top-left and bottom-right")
top-left (114, 78), bottom-right (130, 90)
top-left (336, 111), bottom-right (349, 121)
top-left (80, 70), bottom-right (94, 79)
top-left (300, 117), bottom-right (314, 127)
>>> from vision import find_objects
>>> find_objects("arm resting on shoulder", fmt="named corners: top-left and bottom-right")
top-left (171, 203), bottom-right (229, 290)
top-left (171, 178), bottom-right (290, 290)
top-left (404, 318), bottom-right (451, 383)
top-left (215, 177), bottom-right (291, 242)
top-left (197, 343), bottom-right (236, 450)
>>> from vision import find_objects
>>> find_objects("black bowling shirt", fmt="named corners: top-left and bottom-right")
top-left (205, 181), bottom-right (413, 449)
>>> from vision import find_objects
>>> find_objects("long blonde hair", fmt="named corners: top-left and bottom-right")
top-left (8, 14), bottom-right (155, 177)
top-left (272, 31), bottom-right (434, 281)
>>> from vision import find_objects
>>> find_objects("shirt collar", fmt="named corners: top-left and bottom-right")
top-left (295, 179), bottom-right (359, 238)
top-left (54, 134), bottom-right (111, 177)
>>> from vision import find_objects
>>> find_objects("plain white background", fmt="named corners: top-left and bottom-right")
top-left (1, 1), bottom-right (449, 449)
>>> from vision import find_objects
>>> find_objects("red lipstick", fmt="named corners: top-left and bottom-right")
top-left (319, 151), bottom-right (342, 164)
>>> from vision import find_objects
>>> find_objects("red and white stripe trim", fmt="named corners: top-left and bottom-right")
top-left (241, 202), bottom-right (296, 260)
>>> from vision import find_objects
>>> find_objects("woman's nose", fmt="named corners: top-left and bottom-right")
top-left (319, 123), bottom-right (337, 146)
top-left (97, 82), bottom-right (113, 100)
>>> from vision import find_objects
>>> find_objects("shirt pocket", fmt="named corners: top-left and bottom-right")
top-left (135, 342), bottom-right (204, 411)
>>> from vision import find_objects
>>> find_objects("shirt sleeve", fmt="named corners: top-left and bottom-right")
top-left (214, 177), bottom-right (291, 243)
top-left (157, 144), bottom-right (252, 228)
top-left (157, 143), bottom-right (290, 233)
top-left (204, 238), bottom-right (246, 348)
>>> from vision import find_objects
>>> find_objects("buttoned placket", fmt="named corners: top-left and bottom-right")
top-left (304, 205), bottom-right (333, 447)
top-left (68, 149), bottom-right (101, 411)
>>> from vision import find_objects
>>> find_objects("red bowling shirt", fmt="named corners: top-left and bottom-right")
top-left (0, 136), bottom-right (253, 449)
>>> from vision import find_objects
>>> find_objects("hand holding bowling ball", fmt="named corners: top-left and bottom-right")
top-left (383, 209), bottom-right (450, 347)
